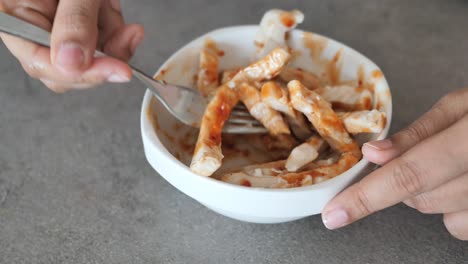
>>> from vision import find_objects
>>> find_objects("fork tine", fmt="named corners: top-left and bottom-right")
top-left (223, 124), bottom-right (268, 134)
top-left (230, 108), bottom-right (251, 117)
top-left (225, 105), bottom-right (268, 133)
top-left (229, 109), bottom-right (262, 125)
top-left (234, 103), bottom-right (248, 110)
top-left (228, 117), bottom-right (261, 125)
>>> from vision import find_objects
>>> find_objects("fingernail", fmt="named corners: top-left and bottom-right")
top-left (130, 33), bottom-right (144, 55)
top-left (107, 73), bottom-right (130, 83)
top-left (322, 208), bottom-right (349, 229)
top-left (364, 139), bottom-right (393, 151)
top-left (56, 42), bottom-right (84, 71)
top-left (110, 0), bottom-right (121, 12)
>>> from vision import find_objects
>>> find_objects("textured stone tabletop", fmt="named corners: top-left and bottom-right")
top-left (1, 0), bottom-right (467, 263)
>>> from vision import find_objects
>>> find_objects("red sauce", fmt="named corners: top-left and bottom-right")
top-left (201, 52), bottom-right (219, 84)
top-left (218, 50), bottom-right (225, 57)
top-left (162, 130), bottom-right (176, 143)
top-left (178, 131), bottom-right (196, 154)
top-left (173, 123), bottom-right (182, 130)
top-left (382, 114), bottom-right (388, 129)
top-left (322, 115), bottom-right (346, 134)
top-left (255, 41), bottom-right (265, 49)
top-left (356, 65), bottom-right (376, 94)
top-left (367, 82), bottom-right (375, 94)
top-left (302, 32), bottom-right (328, 66)
top-left (280, 13), bottom-right (296, 27)
top-left (147, 97), bottom-right (160, 131)
top-left (359, 128), bottom-right (373, 133)
top-left (327, 50), bottom-right (342, 85)
top-left (154, 67), bottom-right (169, 81)
top-left (357, 65), bottom-right (365, 83)
top-left (206, 88), bottom-right (237, 147)
top-left (331, 102), bottom-right (353, 111)
top-left (281, 171), bottom-right (323, 186)
top-left (372, 70), bottom-right (383, 79)
top-left (240, 179), bottom-right (252, 187)
top-left (362, 96), bottom-right (372, 110)
top-left (375, 100), bottom-right (382, 111)
top-left (355, 85), bottom-right (365, 93)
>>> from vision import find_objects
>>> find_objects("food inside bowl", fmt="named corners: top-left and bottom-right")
top-left (152, 9), bottom-right (387, 189)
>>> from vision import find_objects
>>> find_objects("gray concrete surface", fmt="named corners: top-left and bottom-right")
top-left (1, 0), bottom-right (467, 263)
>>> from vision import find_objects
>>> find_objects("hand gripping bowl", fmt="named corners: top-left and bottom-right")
top-left (141, 26), bottom-right (392, 224)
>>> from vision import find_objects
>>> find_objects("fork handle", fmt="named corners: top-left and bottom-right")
top-left (0, 11), bottom-right (155, 84)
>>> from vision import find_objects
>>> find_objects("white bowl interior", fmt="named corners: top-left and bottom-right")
top-left (141, 26), bottom-right (392, 223)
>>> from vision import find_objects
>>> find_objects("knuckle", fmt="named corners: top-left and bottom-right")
top-left (403, 120), bottom-right (432, 142)
top-left (55, 5), bottom-right (94, 30)
top-left (390, 158), bottom-right (426, 196)
top-left (354, 181), bottom-right (374, 216)
top-left (437, 92), bottom-right (458, 107)
top-left (406, 194), bottom-right (436, 214)
top-left (434, 89), bottom-right (468, 114)
top-left (20, 46), bottom-right (48, 79)
top-left (443, 214), bottom-right (468, 241)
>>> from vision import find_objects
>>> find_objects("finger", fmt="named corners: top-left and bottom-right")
top-left (322, 114), bottom-right (468, 229)
top-left (40, 78), bottom-right (68, 93)
top-left (0, 0), bottom-right (54, 63)
top-left (24, 45), bottom-right (131, 84)
top-left (103, 24), bottom-right (145, 61)
top-left (444, 210), bottom-right (468, 241)
top-left (0, 0), bottom-right (131, 91)
top-left (405, 173), bottom-right (468, 214)
top-left (51, 0), bottom-right (101, 73)
top-left (362, 88), bottom-right (468, 165)
top-left (97, 0), bottom-right (125, 48)
top-left (40, 78), bottom-right (98, 93)
top-left (97, 0), bottom-right (145, 61)
top-left (0, 0), bottom-right (56, 29)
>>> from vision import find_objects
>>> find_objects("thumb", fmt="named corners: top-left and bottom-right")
top-left (362, 89), bottom-right (468, 165)
top-left (50, 0), bottom-right (101, 75)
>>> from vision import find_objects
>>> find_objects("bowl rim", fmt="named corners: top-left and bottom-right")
top-left (141, 25), bottom-right (393, 194)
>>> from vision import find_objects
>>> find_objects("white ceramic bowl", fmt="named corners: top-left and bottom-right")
top-left (141, 26), bottom-right (392, 224)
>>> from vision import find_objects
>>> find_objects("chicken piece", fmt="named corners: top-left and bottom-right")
top-left (228, 48), bottom-right (291, 89)
top-left (237, 83), bottom-right (290, 135)
top-left (221, 68), bottom-right (241, 84)
top-left (337, 110), bottom-right (387, 134)
top-left (190, 85), bottom-right (239, 176)
top-left (241, 160), bottom-right (287, 176)
top-left (316, 84), bottom-right (373, 111)
top-left (222, 152), bottom-right (358, 188)
top-left (301, 155), bottom-right (340, 171)
top-left (221, 172), bottom-right (289, 188)
top-left (260, 81), bottom-right (295, 116)
top-left (260, 82), bottom-right (382, 135)
top-left (288, 80), bottom-right (361, 158)
top-left (285, 135), bottom-right (327, 172)
top-left (254, 9), bottom-right (304, 58)
top-left (279, 152), bottom-right (359, 187)
top-left (278, 67), bottom-right (321, 90)
top-left (221, 160), bottom-right (288, 188)
top-left (260, 81), bottom-right (312, 140)
top-left (197, 39), bottom-right (221, 97)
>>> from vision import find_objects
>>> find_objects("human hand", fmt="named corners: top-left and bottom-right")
top-left (322, 88), bottom-right (468, 240)
top-left (0, 0), bottom-right (144, 92)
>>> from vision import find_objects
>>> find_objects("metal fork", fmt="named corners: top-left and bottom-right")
top-left (0, 12), bottom-right (267, 134)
